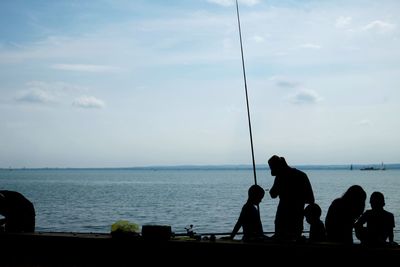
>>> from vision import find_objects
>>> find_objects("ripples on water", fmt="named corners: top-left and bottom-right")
top-left (1, 168), bottom-right (399, 242)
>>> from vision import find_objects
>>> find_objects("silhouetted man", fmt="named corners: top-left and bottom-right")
top-left (0, 190), bottom-right (35, 233)
top-left (268, 155), bottom-right (314, 240)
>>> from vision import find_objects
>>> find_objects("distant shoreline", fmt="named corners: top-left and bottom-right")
top-left (2, 163), bottom-right (400, 171)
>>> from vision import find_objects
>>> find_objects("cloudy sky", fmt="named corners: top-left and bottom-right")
top-left (1, 0), bottom-right (399, 168)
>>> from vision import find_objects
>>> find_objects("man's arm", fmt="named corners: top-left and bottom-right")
top-left (303, 174), bottom-right (315, 204)
top-left (269, 176), bottom-right (280, 198)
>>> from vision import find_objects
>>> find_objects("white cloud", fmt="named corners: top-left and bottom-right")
top-left (207, 0), bottom-right (260, 7)
top-left (15, 89), bottom-right (55, 104)
top-left (52, 64), bottom-right (120, 73)
top-left (335, 16), bottom-right (352, 28)
top-left (362, 20), bottom-right (396, 33)
top-left (13, 81), bottom-right (91, 105)
top-left (288, 89), bottom-right (322, 105)
top-left (73, 96), bottom-right (105, 109)
top-left (277, 81), bottom-right (298, 89)
top-left (269, 76), bottom-right (300, 89)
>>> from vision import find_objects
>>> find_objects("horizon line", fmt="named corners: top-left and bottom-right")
top-left (1, 162), bottom-right (399, 170)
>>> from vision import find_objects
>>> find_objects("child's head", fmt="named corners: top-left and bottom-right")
top-left (304, 203), bottom-right (322, 224)
top-left (370, 191), bottom-right (385, 210)
top-left (248, 184), bottom-right (265, 204)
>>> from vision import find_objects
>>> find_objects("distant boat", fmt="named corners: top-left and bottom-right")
top-left (381, 162), bottom-right (386, 170)
top-left (360, 167), bottom-right (380, 171)
top-left (360, 162), bottom-right (386, 171)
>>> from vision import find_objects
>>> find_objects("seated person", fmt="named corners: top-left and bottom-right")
top-left (230, 184), bottom-right (268, 242)
top-left (355, 191), bottom-right (397, 246)
top-left (304, 203), bottom-right (326, 242)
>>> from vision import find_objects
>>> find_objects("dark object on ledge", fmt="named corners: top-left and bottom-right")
top-left (141, 225), bottom-right (172, 241)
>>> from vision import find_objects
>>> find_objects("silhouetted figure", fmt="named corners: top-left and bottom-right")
top-left (268, 155), bottom-right (315, 241)
top-left (325, 185), bottom-right (366, 244)
top-left (304, 203), bottom-right (326, 242)
top-left (185, 224), bottom-right (195, 238)
top-left (355, 191), bottom-right (398, 246)
top-left (0, 190), bottom-right (35, 233)
top-left (230, 184), bottom-right (267, 242)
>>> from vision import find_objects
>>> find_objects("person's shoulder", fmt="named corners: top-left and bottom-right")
top-left (330, 197), bottom-right (343, 207)
top-left (291, 167), bottom-right (305, 174)
top-left (383, 209), bottom-right (395, 217)
top-left (291, 168), bottom-right (309, 179)
top-left (242, 202), bottom-right (252, 210)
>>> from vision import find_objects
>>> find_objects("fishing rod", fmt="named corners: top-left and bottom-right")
top-left (235, 0), bottom-right (257, 185)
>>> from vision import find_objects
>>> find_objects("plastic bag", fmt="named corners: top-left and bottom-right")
top-left (111, 220), bottom-right (140, 237)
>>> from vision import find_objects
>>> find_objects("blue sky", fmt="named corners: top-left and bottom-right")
top-left (1, 0), bottom-right (399, 168)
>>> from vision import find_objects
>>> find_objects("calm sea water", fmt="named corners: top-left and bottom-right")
top-left (1, 168), bottom-right (400, 242)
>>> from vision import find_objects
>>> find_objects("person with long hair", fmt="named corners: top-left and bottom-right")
top-left (325, 185), bottom-right (367, 243)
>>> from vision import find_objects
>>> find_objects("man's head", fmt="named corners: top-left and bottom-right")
top-left (268, 155), bottom-right (288, 176)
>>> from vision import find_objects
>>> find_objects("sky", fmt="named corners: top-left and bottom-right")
top-left (0, 0), bottom-right (399, 168)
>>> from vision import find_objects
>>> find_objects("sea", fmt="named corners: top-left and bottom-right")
top-left (1, 166), bottom-right (400, 243)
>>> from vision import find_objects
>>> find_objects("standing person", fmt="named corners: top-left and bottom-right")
top-left (304, 203), bottom-right (326, 242)
top-left (230, 184), bottom-right (267, 242)
top-left (268, 155), bottom-right (315, 241)
top-left (0, 190), bottom-right (36, 233)
top-left (355, 191), bottom-right (397, 246)
top-left (325, 185), bottom-right (366, 244)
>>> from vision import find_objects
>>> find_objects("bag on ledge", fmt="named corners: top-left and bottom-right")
top-left (111, 220), bottom-right (140, 238)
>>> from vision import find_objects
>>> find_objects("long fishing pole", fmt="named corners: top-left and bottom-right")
top-left (235, 0), bottom-right (257, 185)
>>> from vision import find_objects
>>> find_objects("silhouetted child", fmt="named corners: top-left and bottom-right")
top-left (355, 191), bottom-right (397, 246)
top-left (304, 203), bottom-right (326, 242)
top-left (230, 184), bottom-right (266, 242)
